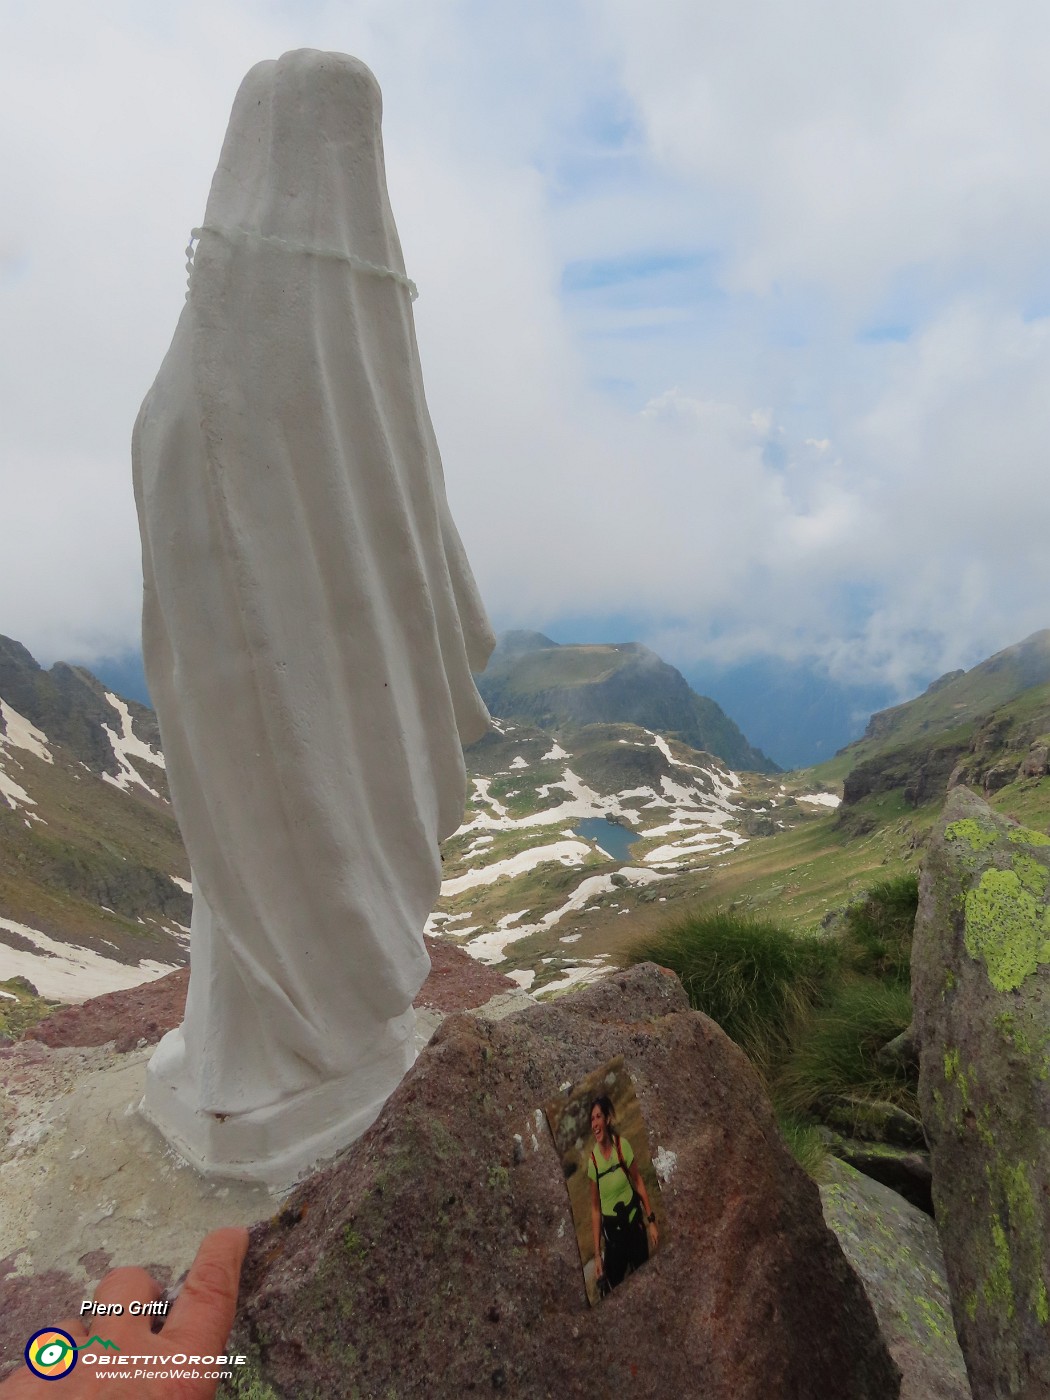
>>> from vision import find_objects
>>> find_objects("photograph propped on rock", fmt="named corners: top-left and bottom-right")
top-left (546, 1055), bottom-right (666, 1305)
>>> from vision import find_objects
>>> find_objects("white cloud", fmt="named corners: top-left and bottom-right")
top-left (0, 0), bottom-right (1047, 708)
top-left (595, 0), bottom-right (1050, 304)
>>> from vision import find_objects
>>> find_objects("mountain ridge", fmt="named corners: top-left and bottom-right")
top-left (840, 629), bottom-right (1050, 765)
top-left (477, 631), bottom-right (780, 774)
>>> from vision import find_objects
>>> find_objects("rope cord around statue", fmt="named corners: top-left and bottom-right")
top-left (184, 225), bottom-right (419, 301)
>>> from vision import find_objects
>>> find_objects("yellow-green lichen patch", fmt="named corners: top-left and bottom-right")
top-left (1008, 826), bottom-right (1050, 848)
top-left (975, 1104), bottom-right (995, 1150)
top-left (1000, 1160), bottom-right (1037, 1235)
top-left (1037, 1279), bottom-right (1049, 1326)
top-left (944, 1047), bottom-right (960, 1081)
top-left (946, 818), bottom-right (999, 853)
top-left (915, 1292), bottom-right (956, 1344)
top-left (1013, 853), bottom-right (1049, 898)
top-left (964, 868), bottom-right (1049, 991)
top-left (984, 1215), bottom-right (1015, 1320)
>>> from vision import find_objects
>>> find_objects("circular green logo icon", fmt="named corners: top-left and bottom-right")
top-left (25, 1329), bottom-right (79, 1380)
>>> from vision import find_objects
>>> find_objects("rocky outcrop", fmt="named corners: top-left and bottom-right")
top-left (841, 740), bottom-right (968, 810)
top-left (227, 965), bottom-right (899, 1399)
top-left (1019, 743), bottom-right (1048, 780)
top-left (820, 1158), bottom-right (970, 1400)
top-left (819, 1129), bottom-right (933, 1215)
top-left (24, 968), bottom-right (190, 1051)
top-left (0, 634), bottom-right (161, 782)
top-left (911, 787), bottom-right (1050, 1399)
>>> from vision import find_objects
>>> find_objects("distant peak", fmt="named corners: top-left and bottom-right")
top-left (922, 670), bottom-right (965, 697)
top-left (492, 630), bottom-right (559, 657)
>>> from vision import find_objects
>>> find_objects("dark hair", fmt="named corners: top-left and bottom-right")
top-left (590, 1095), bottom-right (616, 1125)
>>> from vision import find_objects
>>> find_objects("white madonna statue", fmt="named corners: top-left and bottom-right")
top-left (132, 50), bottom-right (493, 1185)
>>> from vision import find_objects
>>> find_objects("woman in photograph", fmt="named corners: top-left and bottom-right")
top-left (588, 1095), bottom-right (659, 1291)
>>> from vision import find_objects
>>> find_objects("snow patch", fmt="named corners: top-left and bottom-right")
top-left (0, 915), bottom-right (180, 1002)
top-left (171, 876), bottom-right (192, 894)
top-left (797, 792), bottom-right (841, 808)
top-left (462, 866), bottom-right (669, 965)
top-left (0, 700), bottom-right (53, 764)
top-left (509, 756), bottom-right (528, 770)
top-left (101, 693), bottom-right (166, 797)
top-left (536, 959), bottom-right (610, 997)
top-left (0, 767), bottom-right (35, 812)
top-left (470, 777), bottom-right (508, 819)
top-left (441, 840), bottom-right (592, 896)
top-left (507, 969), bottom-right (535, 991)
top-left (540, 742), bottom-right (567, 761)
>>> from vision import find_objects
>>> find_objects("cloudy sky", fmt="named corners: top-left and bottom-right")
top-left (3, 1), bottom-right (1049, 724)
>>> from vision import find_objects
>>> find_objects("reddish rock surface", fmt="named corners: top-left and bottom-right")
top-left (25, 968), bottom-right (190, 1052)
top-left (24, 938), bottom-right (516, 1051)
top-left (414, 935), bottom-right (518, 1012)
top-left (229, 964), bottom-right (900, 1399)
top-left (0, 1257), bottom-right (85, 1369)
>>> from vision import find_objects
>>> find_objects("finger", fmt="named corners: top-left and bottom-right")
top-left (93, 1266), bottom-right (163, 1310)
top-left (165, 1228), bottom-right (248, 1352)
top-left (53, 1316), bottom-right (90, 1338)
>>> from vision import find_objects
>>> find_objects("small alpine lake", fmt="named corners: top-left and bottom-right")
top-left (572, 816), bottom-right (642, 862)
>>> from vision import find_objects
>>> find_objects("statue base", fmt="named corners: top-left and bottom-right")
top-left (140, 1011), bottom-right (416, 1189)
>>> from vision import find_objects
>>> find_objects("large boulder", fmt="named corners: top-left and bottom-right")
top-left (911, 787), bottom-right (1050, 1399)
top-left (225, 965), bottom-right (899, 1399)
top-left (820, 1158), bottom-right (970, 1400)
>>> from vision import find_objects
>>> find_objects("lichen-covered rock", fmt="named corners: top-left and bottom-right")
top-left (819, 1128), bottom-right (932, 1214)
top-left (911, 787), bottom-right (1050, 1399)
top-left (823, 1096), bottom-right (927, 1150)
top-left (820, 1158), bottom-right (971, 1400)
top-left (225, 965), bottom-right (900, 1399)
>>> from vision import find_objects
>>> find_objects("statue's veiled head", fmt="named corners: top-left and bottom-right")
top-left (200, 49), bottom-right (399, 272)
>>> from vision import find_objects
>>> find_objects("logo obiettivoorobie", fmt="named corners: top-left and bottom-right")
top-left (24, 1329), bottom-right (119, 1380)
top-left (24, 1328), bottom-right (80, 1380)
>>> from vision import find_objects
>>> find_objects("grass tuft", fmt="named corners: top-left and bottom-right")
top-left (775, 1111), bottom-right (829, 1179)
top-left (628, 909), bottom-right (839, 1076)
top-left (775, 979), bottom-right (916, 1116)
top-left (838, 874), bottom-right (919, 984)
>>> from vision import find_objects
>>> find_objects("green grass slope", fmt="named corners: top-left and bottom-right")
top-left (0, 744), bottom-right (188, 964)
top-left (835, 629), bottom-right (1050, 772)
top-left (688, 672), bottom-right (1050, 938)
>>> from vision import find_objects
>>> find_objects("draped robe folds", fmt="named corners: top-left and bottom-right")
top-left (132, 50), bottom-right (494, 1180)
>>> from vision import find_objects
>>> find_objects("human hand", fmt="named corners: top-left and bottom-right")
top-left (3, 1227), bottom-right (248, 1399)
